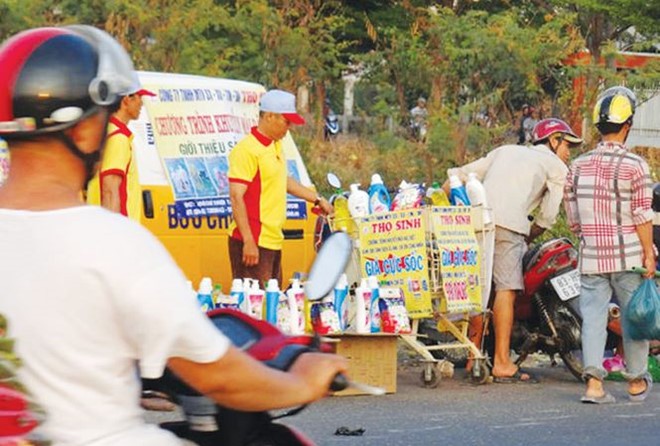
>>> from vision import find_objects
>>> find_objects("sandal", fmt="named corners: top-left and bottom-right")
top-left (629, 374), bottom-right (653, 402)
top-left (581, 392), bottom-right (616, 404)
top-left (492, 368), bottom-right (539, 384)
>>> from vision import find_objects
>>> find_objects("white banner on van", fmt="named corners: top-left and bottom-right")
top-left (139, 76), bottom-right (306, 219)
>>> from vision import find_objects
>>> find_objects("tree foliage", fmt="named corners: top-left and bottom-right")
top-left (1, 0), bottom-right (658, 186)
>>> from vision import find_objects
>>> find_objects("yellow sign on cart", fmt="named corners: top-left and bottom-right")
top-left (431, 207), bottom-right (482, 313)
top-left (358, 209), bottom-right (433, 318)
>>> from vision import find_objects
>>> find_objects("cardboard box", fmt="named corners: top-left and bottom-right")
top-left (328, 333), bottom-right (398, 396)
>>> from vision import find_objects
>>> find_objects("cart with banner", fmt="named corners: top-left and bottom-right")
top-left (330, 205), bottom-right (494, 387)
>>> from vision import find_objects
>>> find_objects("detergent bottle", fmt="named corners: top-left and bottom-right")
top-left (286, 278), bottom-right (306, 335)
top-left (230, 278), bottom-right (245, 311)
top-left (265, 279), bottom-right (281, 326)
top-left (354, 278), bottom-right (371, 334)
top-left (367, 276), bottom-right (381, 333)
top-left (246, 280), bottom-right (265, 320)
top-left (332, 192), bottom-right (357, 235)
top-left (211, 284), bottom-right (223, 308)
top-left (368, 174), bottom-right (391, 214)
top-left (347, 183), bottom-right (369, 219)
top-left (466, 172), bottom-right (492, 224)
top-left (196, 277), bottom-right (215, 313)
top-left (333, 273), bottom-right (349, 331)
top-left (449, 174), bottom-right (471, 206)
top-left (426, 181), bottom-right (451, 206)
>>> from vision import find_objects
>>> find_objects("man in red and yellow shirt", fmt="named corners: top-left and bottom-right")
top-left (228, 89), bottom-right (332, 285)
top-left (87, 88), bottom-right (155, 221)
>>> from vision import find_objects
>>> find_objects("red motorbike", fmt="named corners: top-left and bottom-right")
top-left (507, 237), bottom-right (586, 380)
top-left (155, 232), bottom-right (368, 446)
top-left (159, 309), bottom-right (348, 446)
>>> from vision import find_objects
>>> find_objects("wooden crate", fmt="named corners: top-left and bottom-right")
top-left (328, 333), bottom-right (398, 396)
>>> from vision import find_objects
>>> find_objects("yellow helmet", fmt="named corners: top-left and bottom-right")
top-left (593, 86), bottom-right (636, 125)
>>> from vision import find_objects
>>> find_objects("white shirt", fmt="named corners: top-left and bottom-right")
top-left (453, 144), bottom-right (568, 235)
top-left (0, 206), bottom-right (230, 446)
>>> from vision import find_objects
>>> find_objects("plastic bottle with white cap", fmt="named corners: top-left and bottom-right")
top-left (465, 172), bottom-right (492, 224)
top-left (197, 277), bottom-right (215, 313)
top-left (368, 174), bottom-right (391, 214)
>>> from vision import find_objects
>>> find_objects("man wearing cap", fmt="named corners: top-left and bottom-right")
top-left (87, 88), bottom-right (156, 221)
top-left (445, 117), bottom-right (582, 383)
top-left (228, 89), bottom-right (332, 285)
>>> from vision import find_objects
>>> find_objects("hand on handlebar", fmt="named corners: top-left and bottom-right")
top-left (289, 352), bottom-right (348, 401)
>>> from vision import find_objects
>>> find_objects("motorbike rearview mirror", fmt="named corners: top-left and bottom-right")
top-left (327, 172), bottom-right (341, 190)
top-left (305, 232), bottom-right (352, 301)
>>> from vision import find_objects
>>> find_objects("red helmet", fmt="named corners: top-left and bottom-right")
top-left (0, 25), bottom-right (137, 138)
top-left (531, 118), bottom-right (582, 145)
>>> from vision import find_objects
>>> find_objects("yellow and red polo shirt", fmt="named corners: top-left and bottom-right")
top-left (228, 127), bottom-right (287, 250)
top-left (86, 116), bottom-right (141, 221)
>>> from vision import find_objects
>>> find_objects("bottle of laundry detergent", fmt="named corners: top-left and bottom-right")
top-left (247, 280), bottom-right (266, 320)
top-left (333, 273), bottom-right (349, 331)
top-left (449, 174), bottom-right (471, 206)
top-left (229, 278), bottom-right (245, 310)
top-left (465, 172), bottom-right (492, 224)
top-left (368, 174), bottom-right (391, 214)
top-left (265, 279), bottom-right (281, 326)
top-left (348, 183), bottom-right (370, 219)
top-left (354, 278), bottom-right (372, 334)
top-left (333, 192), bottom-right (357, 235)
top-left (426, 181), bottom-right (451, 206)
top-left (286, 278), bottom-right (306, 335)
top-left (196, 277), bottom-right (215, 313)
top-left (367, 276), bottom-right (381, 333)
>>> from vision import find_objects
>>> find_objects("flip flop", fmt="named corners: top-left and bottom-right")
top-left (629, 374), bottom-right (653, 402)
top-left (492, 368), bottom-right (539, 384)
top-left (581, 392), bottom-right (616, 404)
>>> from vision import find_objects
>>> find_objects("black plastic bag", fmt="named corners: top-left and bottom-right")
top-left (626, 279), bottom-right (660, 340)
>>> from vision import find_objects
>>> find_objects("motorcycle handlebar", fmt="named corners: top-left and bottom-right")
top-left (330, 373), bottom-right (349, 392)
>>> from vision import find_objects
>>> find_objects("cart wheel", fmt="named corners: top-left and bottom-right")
top-left (420, 364), bottom-right (441, 388)
top-left (470, 360), bottom-right (490, 385)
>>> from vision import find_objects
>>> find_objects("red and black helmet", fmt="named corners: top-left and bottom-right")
top-left (531, 118), bottom-right (582, 145)
top-left (0, 25), bottom-right (138, 138)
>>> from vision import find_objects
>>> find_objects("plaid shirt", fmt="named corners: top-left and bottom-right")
top-left (564, 141), bottom-right (654, 274)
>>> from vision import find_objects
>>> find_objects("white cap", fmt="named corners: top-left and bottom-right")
top-left (266, 278), bottom-right (280, 292)
top-left (371, 174), bottom-right (384, 185)
top-left (449, 174), bottom-right (463, 188)
top-left (198, 277), bottom-right (213, 294)
top-left (259, 89), bottom-right (305, 125)
top-left (231, 278), bottom-right (243, 292)
top-left (349, 183), bottom-right (361, 192)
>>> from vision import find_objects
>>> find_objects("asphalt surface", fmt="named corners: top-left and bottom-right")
top-left (146, 356), bottom-right (660, 446)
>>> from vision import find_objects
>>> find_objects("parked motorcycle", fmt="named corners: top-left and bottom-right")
top-left (157, 233), bottom-right (378, 445)
top-left (323, 105), bottom-right (340, 140)
top-left (507, 237), bottom-right (586, 380)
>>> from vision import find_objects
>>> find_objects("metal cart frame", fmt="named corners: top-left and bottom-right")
top-left (329, 206), bottom-right (495, 387)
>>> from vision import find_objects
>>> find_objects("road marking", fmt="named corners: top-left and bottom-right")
top-left (613, 413), bottom-right (658, 418)
top-left (491, 422), bottom-right (545, 429)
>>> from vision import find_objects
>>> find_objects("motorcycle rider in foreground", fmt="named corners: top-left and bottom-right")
top-left (445, 118), bottom-right (582, 383)
top-left (564, 86), bottom-right (654, 404)
top-left (0, 26), bottom-right (347, 445)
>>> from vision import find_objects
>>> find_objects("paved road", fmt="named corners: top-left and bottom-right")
top-left (148, 359), bottom-right (659, 446)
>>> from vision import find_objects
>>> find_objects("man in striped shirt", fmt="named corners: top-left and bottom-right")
top-left (564, 86), bottom-right (654, 404)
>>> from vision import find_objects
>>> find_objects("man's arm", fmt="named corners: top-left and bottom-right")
top-left (100, 174), bottom-right (123, 214)
top-left (168, 346), bottom-right (348, 411)
top-left (286, 177), bottom-right (333, 215)
top-left (631, 160), bottom-right (656, 278)
top-left (635, 220), bottom-right (656, 278)
top-left (229, 182), bottom-right (259, 266)
top-left (535, 164), bottom-right (568, 232)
